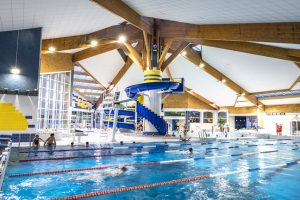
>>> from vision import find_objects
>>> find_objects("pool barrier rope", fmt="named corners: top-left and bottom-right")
top-left (18, 147), bottom-right (113, 153)
top-left (18, 153), bottom-right (132, 162)
top-left (18, 139), bottom-right (297, 154)
top-left (51, 159), bottom-right (300, 200)
top-left (10, 148), bottom-right (297, 178)
top-left (9, 161), bottom-right (161, 178)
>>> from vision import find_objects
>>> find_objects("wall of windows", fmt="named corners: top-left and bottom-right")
top-left (37, 72), bottom-right (71, 130)
top-left (203, 111), bottom-right (213, 123)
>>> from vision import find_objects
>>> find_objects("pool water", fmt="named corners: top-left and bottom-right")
top-left (1, 139), bottom-right (300, 199)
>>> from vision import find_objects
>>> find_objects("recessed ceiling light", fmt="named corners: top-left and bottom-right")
top-left (11, 67), bottom-right (20, 74)
top-left (181, 51), bottom-right (187, 56)
top-left (48, 46), bottom-right (56, 53)
top-left (199, 63), bottom-right (205, 68)
top-left (221, 78), bottom-right (226, 83)
top-left (241, 92), bottom-right (246, 96)
top-left (118, 35), bottom-right (127, 43)
top-left (90, 40), bottom-right (98, 47)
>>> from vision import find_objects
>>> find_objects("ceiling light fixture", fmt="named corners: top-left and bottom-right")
top-left (11, 67), bottom-right (20, 74)
top-left (241, 92), bottom-right (246, 96)
top-left (48, 46), bottom-right (56, 53)
top-left (118, 35), bottom-right (127, 43)
top-left (181, 51), bottom-right (187, 56)
top-left (221, 78), bottom-right (226, 83)
top-left (90, 40), bottom-right (98, 47)
top-left (199, 63), bottom-right (205, 68)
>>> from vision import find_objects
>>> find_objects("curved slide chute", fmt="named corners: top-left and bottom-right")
top-left (125, 81), bottom-right (180, 99)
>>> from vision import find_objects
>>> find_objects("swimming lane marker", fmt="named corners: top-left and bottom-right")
top-left (52, 160), bottom-right (300, 200)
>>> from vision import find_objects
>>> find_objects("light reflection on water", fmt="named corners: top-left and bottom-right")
top-left (1, 140), bottom-right (300, 199)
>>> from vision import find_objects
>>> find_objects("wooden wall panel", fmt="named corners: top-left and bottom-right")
top-left (222, 104), bottom-right (300, 115)
top-left (163, 93), bottom-right (188, 108)
top-left (40, 53), bottom-right (74, 73)
top-left (265, 104), bottom-right (300, 113)
top-left (188, 94), bottom-right (216, 110)
top-left (163, 92), bottom-right (215, 110)
top-left (221, 106), bottom-right (257, 115)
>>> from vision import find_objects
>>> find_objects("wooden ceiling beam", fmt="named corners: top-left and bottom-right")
top-left (107, 58), bottom-right (134, 91)
top-left (72, 42), bottom-right (121, 62)
top-left (289, 76), bottom-right (300, 90)
top-left (123, 41), bottom-right (144, 70)
top-left (158, 39), bottom-right (173, 69)
top-left (42, 35), bottom-right (88, 52)
top-left (92, 0), bottom-right (153, 34)
top-left (88, 24), bottom-right (142, 41)
top-left (179, 45), bottom-right (262, 107)
top-left (42, 24), bottom-right (142, 52)
top-left (161, 42), bottom-right (189, 71)
top-left (190, 39), bottom-right (300, 62)
top-left (158, 20), bottom-right (300, 44)
top-left (143, 31), bottom-right (151, 68)
top-left (117, 48), bottom-right (128, 62)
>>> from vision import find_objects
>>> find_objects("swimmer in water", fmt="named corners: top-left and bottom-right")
top-left (179, 147), bottom-right (193, 155)
top-left (76, 167), bottom-right (127, 181)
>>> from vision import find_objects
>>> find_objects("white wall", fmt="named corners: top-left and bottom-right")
top-left (262, 113), bottom-right (300, 136)
top-left (0, 94), bottom-right (37, 133)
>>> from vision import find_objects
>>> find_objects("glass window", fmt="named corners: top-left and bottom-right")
top-left (218, 112), bottom-right (227, 123)
top-left (203, 112), bottom-right (213, 123)
top-left (37, 72), bottom-right (71, 130)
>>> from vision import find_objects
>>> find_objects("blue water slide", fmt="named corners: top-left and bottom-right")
top-left (103, 121), bottom-right (135, 130)
top-left (125, 81), bottom-right (180, 99)
top-left (104, 109), bottom-right (135, 117)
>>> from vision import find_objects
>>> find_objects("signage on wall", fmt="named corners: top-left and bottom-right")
top-left (266, 112), bottom-right (286, 116)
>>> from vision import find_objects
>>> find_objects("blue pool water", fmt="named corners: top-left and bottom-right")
top-left (1, 139), bottom-right (300, 199)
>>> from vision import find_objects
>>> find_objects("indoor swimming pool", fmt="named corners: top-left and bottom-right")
top-left (1, 139), bottom-right (300, 199)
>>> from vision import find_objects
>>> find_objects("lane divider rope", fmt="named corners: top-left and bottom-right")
top-left (19, 140), bottom-right (295, 154)
top-left (11, 148), bottom-right (295, 177)
top-left (18, 153), bottom-right (132, 162)
top-left (19, 147), bottom-right (113, 153)
top-left (51, 159), bottom-right (300, 200)
top-left (9, 161), bottom-right (161, 178)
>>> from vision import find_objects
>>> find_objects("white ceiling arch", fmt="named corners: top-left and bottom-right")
top-left (202, 46), bottom-right (300, 93)
top-left (124, 0), bottom-right (300, 24)
top-left (0, 0), bottom-right (124, 39)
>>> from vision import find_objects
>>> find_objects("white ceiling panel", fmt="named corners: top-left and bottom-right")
top-left (0, 0), bottom-right (123, 39)
top-left (169, 55), bottom-right (238, 106)
top-left (261, 97), bottom-right (300, 105)
top-left (79, 50), bottom-right (124, 87)
top-left (202, 46), bottom-right (300, 93)
top-left (124, 0), bottom-right (300, 24)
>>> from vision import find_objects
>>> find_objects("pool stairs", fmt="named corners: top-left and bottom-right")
top-left (136, 102), bottom-right (168, 135)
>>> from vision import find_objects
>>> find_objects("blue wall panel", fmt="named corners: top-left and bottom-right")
top-left (0, 28), bottom-right (42, 91)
